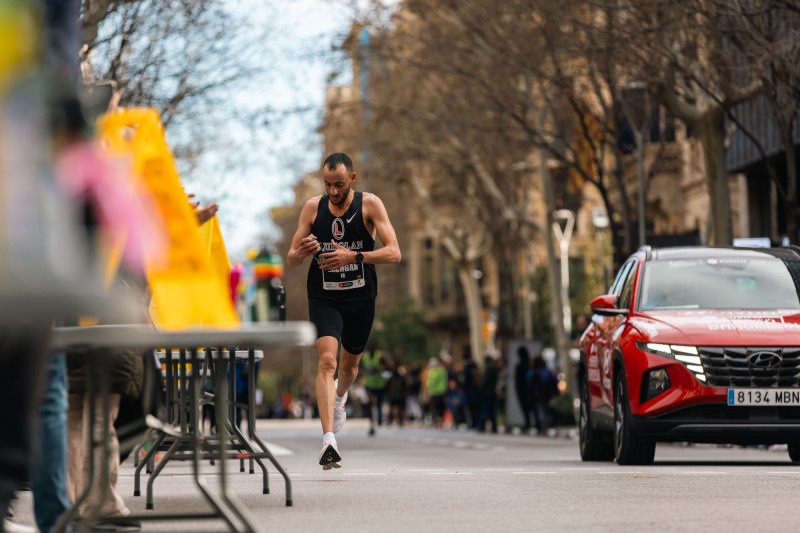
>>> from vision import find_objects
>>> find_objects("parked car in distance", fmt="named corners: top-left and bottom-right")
top-left (578, 245), bottom-right (800, 465)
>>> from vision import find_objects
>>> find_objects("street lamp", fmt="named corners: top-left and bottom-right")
top-left (553, 209), bottom-right (574, 334)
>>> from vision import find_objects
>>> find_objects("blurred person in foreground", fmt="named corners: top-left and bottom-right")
top-left (54, 78), bottom-right (167, 531)
top-left (287, 153), bottom-right (401, 470)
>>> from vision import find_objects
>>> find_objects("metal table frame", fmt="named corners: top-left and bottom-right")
top-left (134, 348), bottom-right (292, 507)
top-left (48, 323), bottom-right (315, 533)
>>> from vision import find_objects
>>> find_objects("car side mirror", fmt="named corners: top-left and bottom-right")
top-left (590, 294), bottom-right (629, 316)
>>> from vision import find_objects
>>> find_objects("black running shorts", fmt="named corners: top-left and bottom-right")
top-left (308, 298), bottom-right (376, 355)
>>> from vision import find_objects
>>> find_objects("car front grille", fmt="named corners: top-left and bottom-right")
top-left (698, 346), bottom-right (800, 387)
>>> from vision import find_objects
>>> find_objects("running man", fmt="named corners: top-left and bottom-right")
top-left (287, 153), bottom-right (401, 469)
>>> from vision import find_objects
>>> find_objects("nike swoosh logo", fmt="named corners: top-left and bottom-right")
top-left (346, 212), bottom-right (357, 224)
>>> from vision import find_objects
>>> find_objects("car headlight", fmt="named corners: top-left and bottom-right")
top-left (636, 341), bottom-right (706, 383)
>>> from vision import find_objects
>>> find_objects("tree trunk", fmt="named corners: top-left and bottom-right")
top-left (612, 149), bottom-right (634, 256)
top-left (458, 262), bottom-right (484, 370)
top-left (698, 107), bottom-right (733, 246)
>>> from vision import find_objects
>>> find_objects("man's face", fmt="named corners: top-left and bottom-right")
top-left (323, 164), bottom-right (354, 206)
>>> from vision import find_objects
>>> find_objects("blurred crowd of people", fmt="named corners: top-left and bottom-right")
top-left (276, 342), bottom-right (564, 436)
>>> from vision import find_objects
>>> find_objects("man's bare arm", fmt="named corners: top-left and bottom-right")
top-left (287, 198), bottom-right (322, 268)
top-left (361, 193), bottom-right (401, 264)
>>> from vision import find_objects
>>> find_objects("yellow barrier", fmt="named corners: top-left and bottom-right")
top-left (96, 108), bottom-right (239, 329)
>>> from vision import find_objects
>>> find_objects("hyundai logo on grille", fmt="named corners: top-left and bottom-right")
top-left (747, 351), bottom-right (782, 369)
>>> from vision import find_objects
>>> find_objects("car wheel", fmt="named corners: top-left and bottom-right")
top-left (614, 373), bottom-right (656, 465)
top-left (579, 374), bottom-right (614, 461)
top-left (789, 442), bottom-right (800, 463)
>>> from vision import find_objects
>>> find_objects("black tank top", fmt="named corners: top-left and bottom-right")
top-left (307, 192), bottom-right (377, 302)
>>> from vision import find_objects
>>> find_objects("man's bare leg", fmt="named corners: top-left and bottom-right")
top-left (336, 348), bottom-right (361, 397)
top-left (316, 337), bottom-right (339, 435)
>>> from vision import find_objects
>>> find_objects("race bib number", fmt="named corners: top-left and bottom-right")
top-left (322, 263), bottom-right (366, 290)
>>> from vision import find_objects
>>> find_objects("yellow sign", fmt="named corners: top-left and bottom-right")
top-left (96, 108), bottom-right (239, 329)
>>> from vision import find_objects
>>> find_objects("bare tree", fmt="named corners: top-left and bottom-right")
top-left (347, 3), bottom-right (552, 364)
top-left (349, 0), bottom-right (679, 384)
top-left (713, 0), bottom-right (800, 241)
top-left (621, 0), bottom-right (764, 245)
top-left (81, 1), bottom-right (280, 197)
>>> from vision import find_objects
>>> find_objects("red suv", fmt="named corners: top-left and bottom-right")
top-left (578, 245), bottom-right (800, 465)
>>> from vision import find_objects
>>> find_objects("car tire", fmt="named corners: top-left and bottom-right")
top-left (614, 372), bottom-right (656, 465)
top-left (579, 374), bottom-right (614, 461)
top-left (789, 442), bottom-right (800, 463)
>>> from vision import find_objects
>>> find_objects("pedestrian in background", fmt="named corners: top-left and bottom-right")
top-left (441, 352), bottom-right (465, 427)
top-left (495, 355), bottom-right (508, 431)
top-left (406, 364), bottom-right (423, 425)
top-left (514, 346), bottom-right (533, 432)
top-left (478, 355), bottom-right (499, 433)
top-left (460, 350), bottom-right (481, 429)
top-left (385, 364), bottom-right (408, 427)
top-left (446, 375), bottom-right (466, 428)
top-left (361, 340), bottom-right (389, 436)
top-left (531, 355), bottom-right (559, 435)
top-left (426, 358), bottom-right (448, 428)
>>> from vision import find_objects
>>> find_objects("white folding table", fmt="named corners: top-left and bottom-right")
top-left (48, 322), bottom-right (316, 533)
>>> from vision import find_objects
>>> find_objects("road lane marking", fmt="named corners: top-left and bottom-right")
top-left (428, 472), bottom-right (474, 475)
top-left (513, 471), bottom-right (557, 475)
top-left (257, 441), bottom-right (293, 456)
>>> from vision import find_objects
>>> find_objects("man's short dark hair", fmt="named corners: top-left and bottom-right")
top-left (323, 153), bottom-right (354, 174)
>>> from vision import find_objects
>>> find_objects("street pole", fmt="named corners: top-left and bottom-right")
top-left (553, 210), bottom-right (574, 335)
top-left (637, 130), bottom-right (646, 247)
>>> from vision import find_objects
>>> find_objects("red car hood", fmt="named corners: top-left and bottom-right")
top-left (631, 310), bottom-right (800, 346)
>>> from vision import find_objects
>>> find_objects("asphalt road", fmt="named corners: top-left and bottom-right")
top-left (11, 419), bottom-right (800, 532)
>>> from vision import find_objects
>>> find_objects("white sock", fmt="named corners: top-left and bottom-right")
top-left (335, 391), bottom-right (345, 403)
top-left (323, 432), bottom-right (336, 446)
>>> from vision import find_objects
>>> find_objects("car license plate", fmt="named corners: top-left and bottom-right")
top-left (727, 389), bottom-right (800, 406)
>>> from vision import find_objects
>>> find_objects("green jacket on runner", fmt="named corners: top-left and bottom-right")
top-left (427, 366), bottom-right (448, 397)
top-left (362, 350), bottom-right (386, 390)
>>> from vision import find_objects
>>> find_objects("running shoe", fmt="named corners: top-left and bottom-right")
top-left (332, 379), bottom-right (348, 434)
top-left (318, 440), bottom-right (342, 470)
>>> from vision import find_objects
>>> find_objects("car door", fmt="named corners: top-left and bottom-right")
top-left (594, 258), bottom-right (638, 414)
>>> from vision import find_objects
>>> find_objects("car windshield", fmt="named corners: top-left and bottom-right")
top-left (639, 255), bottom-right (800, 310)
